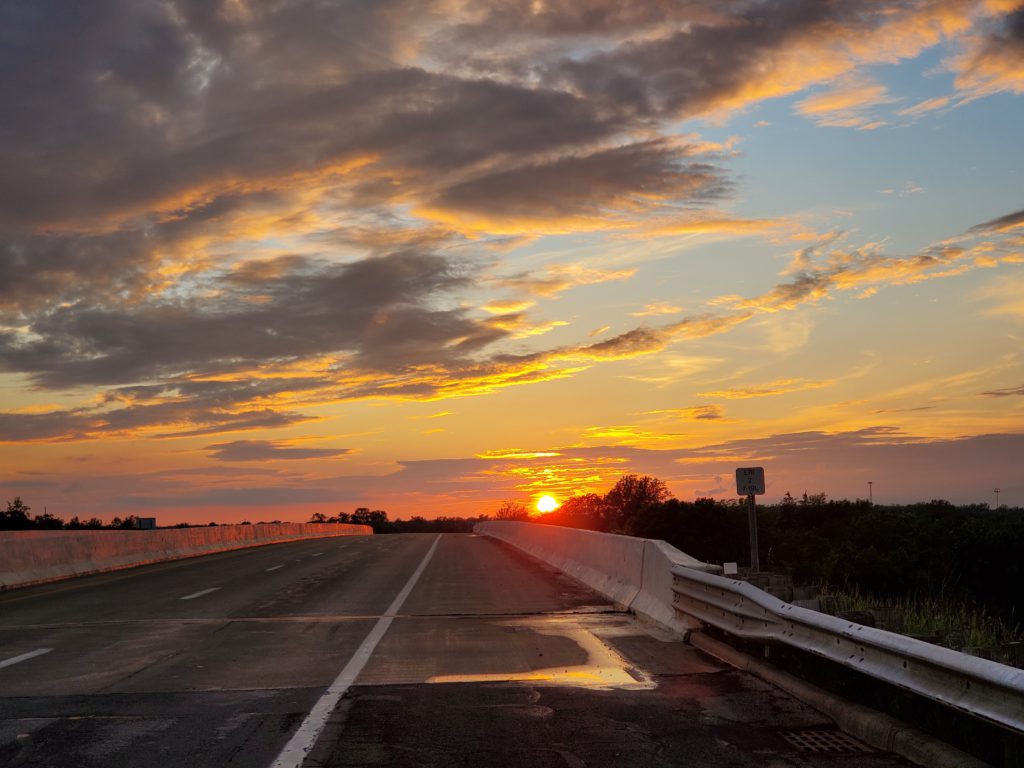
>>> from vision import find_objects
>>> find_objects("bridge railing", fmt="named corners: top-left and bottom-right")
top-left (671, 564), bottom-right (1024, 736)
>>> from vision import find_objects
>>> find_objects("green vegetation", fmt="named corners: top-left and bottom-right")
top-left (534, 476), bottom-right (1024, 658)
top-left (819, 587), bottom-right (1021, 663)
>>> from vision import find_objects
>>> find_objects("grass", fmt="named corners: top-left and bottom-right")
top-left (817, 586), bottom-right (1022, 665)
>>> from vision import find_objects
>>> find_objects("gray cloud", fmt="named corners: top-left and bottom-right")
top-left (442, 0), bottom-right (731, 44)
top-left (548, 0), bottom-right (861, 117)
top-left (0, 403), bottom-right (312, 444)
top-left (980, 385), bottom-right (1024, 397)
top-left (970, 207), bottom-right (1024, 233)
top-left (206, 440), bottom-right (353, 462)
top-left (0, 411), bottom-right (95, 443)
top-left (427, 141), bottom-right (727, 222)
top-left (1, 34), bottom-right (630, 233)
top-left (0, 250), bottom-right (481, 388)
top-left (0, 230), bottom-right (162, 316)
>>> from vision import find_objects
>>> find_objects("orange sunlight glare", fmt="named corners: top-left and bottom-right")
top-left (536, 495), bottom-right (559, 513)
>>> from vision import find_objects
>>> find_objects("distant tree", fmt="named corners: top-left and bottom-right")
top-left (799, 492), bottom-right (828, 506)
top-left (351, 507), bottom-right (371, 522)
top-left (32, 511), bottom-right (65, 530)
top-left (605, 474), bottom-right (672, 532)
top-left (351, 507), bottom-right (389, 531)
top-left (1, 497), bottom-right (32, 530)
top-left (308, 512), bottom-right (328, 523)
top-left (495, 500), bottom-right (530, 521)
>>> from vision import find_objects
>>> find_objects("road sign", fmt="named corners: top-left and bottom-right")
top-left (736, 466), bottom-right (765, 496)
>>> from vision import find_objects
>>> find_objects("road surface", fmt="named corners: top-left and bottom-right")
top-left (0, 533), bottom-right (915, 767)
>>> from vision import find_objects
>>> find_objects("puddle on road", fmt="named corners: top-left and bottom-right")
top-left (426, 615), bottom-right (656, 691)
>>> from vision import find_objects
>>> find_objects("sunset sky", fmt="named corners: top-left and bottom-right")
top-left (2, 0), bottom-right (1023, 524)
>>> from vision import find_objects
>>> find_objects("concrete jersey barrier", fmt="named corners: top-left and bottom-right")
top-left (474, 520), bottom-right (720, 634)
top-left (0, 523), bottom-right (372, 590)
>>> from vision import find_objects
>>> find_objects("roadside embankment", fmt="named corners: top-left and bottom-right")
top-left (0, 523), bottom-right (372, 590)
top-left (474, 520), bottom-right (719, 634)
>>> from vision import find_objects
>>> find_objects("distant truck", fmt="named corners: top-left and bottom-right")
top-left (133, 517), bottom-right (157, 530)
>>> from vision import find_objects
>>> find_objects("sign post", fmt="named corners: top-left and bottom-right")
top-left (735, 467), bottom-right (765, 573)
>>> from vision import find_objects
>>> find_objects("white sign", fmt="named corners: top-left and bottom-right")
top-left (736, 466), bottom-right (765, 495)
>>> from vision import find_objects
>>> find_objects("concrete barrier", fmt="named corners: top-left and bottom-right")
top-left (0, 523), bottom-right (372, 590)
top-left (474, 520), bottom-right (720, 634)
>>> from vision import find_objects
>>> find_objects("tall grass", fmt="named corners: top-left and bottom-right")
top-left (818, 586), bottom-right (1022, 664)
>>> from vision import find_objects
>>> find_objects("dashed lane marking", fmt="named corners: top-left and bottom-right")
top-left (0, 648), bottom-right (53, 670)
top-left (180, 587), bottom-right (221, 601)
top-left (266, 565), bottom-right (285, 572)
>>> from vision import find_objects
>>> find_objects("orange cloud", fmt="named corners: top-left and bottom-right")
top-left (795, 77), bottom-right (897, 129)
top-left (898, 95), bottom-right (953, 116)
top-left (719, 233), bottom-right (1010, 314)
top-left (482, 298), bottom-right (536, 313)
top-left (477, 449), bottom-right (563, 460)
top-left (645, 405), bottom-right (726, 422)
top-left (580, 425), bottom-right (686, 446)
top-left (630, 301), bottom-right (682, 317)
top-left (496, 264), bottom-right (637, 297)
top-left (698, 378), bottom-right (836, 399)
top-left (642, 215), bottom-right (812, 241)
top-left (950, 18), bottom-right (1024, 99)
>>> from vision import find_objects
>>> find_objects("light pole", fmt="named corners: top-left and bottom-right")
top-left (868, 481), bottom-right (873, 504)
top-left (995, 488), bottom-right (1001, 509)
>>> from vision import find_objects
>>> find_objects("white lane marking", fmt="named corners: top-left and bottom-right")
top-left (0, 648), bottom-right (53, 670)
top-left (266, 565), bottom-right (285, 572)
top-left (270, 534), bottom-right (442, 768)
top-left (311, 553), bottom-right (324, 557)
top-left (180, 587), bottom-right (221, 601)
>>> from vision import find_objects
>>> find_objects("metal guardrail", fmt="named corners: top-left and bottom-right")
top-left (671, 565), bottom-right (1024, 735)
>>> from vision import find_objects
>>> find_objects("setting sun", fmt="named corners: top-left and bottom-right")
top-left (536, 495), bottom-right (559, 514)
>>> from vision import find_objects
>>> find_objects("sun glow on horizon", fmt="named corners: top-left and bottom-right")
top-left (536, 495), bottom-right (559, 513)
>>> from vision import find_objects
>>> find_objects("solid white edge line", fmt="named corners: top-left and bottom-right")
top-left (0, 648), bottom-right (53, 670)
top-left (180, 587), bottom-right (222, 601)
top-left (266, 565), bottom-right (285, 572)
top-left (269, 534), bottom-right (443, 768)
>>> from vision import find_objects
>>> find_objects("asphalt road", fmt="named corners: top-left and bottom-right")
top-left (0, 533), bottom-right (915, 767)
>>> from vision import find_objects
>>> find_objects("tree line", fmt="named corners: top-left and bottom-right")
top-left (308, 507), bottom-right (483, 534)
top-left (0, 497), bottom-right (482, 535)
top-left (0, 497), bottom-right (147, 531)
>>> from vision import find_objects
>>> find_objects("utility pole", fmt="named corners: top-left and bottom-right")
top-left (746, 493), bottom-right (760, 572)
top-left (736, 467), bottom-right (765, 573)
top-left (868, 481), bottom-right (873, 504)
top-left (995, 488), bottom-right (1001, 509)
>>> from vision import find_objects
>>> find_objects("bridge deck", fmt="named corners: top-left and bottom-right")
top-left (0, 533), bottom-right (914, 767)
